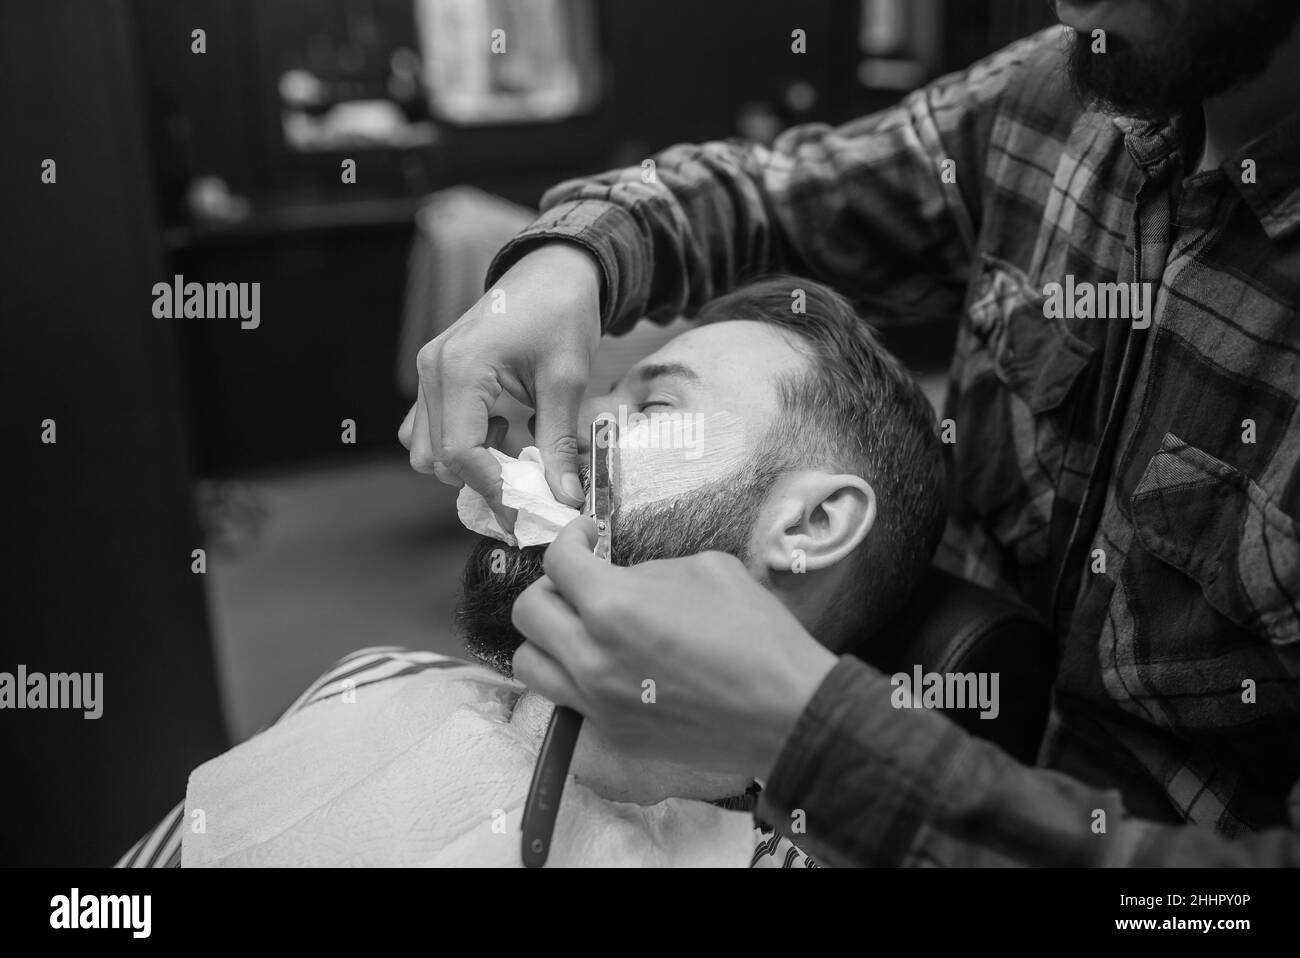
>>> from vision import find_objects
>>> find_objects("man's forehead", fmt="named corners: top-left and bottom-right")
top-left (631, 319), bottom-right (808, 388)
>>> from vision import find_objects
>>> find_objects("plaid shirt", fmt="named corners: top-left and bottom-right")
top-left (487, 27), bottom-right (1300, 866)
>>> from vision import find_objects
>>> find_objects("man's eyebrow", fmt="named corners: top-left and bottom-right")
top-left (608, 361), bottom-right (702, 392)
top-left (630, 362), bottom-right (702, 385)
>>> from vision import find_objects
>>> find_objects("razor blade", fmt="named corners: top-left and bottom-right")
top-left (520, 417), bottom-right (618, 867)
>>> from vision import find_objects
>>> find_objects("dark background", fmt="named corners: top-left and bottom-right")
top-left (1, 0), bottom-right (1054, 866)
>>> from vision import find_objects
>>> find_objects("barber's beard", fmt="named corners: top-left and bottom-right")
top-left (456, 465), bottom-right (780, 677)
top-left (1065, 0), bottom-right (1300, 121)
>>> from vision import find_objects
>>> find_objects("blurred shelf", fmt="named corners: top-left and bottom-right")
top-left (162, 195), bottom-right (427, 249)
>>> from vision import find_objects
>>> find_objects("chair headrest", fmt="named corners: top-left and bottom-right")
top-left (846, 567), bottom-right (1055, 763)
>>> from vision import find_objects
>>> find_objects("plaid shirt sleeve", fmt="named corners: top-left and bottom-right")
top-left (757, 658), bottom-right (1300, 867)
top-left (485, 31), bottom-right (1062, 333)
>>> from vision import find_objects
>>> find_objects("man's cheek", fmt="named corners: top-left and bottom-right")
top-left (616, 411), bottom-right (748, 510)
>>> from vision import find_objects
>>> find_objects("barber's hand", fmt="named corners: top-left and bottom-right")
top-left (512, 518), bottom-right (839, 780)
top-left (397, 243), bottom-right (602, 514)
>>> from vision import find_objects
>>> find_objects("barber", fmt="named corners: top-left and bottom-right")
top-left (399, 3), bottom-right (1300, 866)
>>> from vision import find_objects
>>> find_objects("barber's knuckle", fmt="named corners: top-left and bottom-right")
top-left (545, 366), bottom-right (586, 396)
top-left (409, 449), bottom-right (440, 474)
top-left (588, 666), bottom-right (623, 707)
top-left (573, 653), bottom-right (604, 693)
top-left (585, 595), bottom-right (623, 631)
top-left (546, 432), bottom-right (580, 459)
top-left (442, 345), bottom-right (487, 384)
top-left (415, 342), bottom-right (441, 376)
top-left (446, 442), bottom-right (489, 475)
top-left (434, 463), bottom-right (464, 486)
top-left (436, 338), bottom-right (464, 364)
top-left (582, 598), bottom-right (612, 630)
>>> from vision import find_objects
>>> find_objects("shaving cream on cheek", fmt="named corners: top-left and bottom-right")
top-left (613, 410), bottom-right (750, 510)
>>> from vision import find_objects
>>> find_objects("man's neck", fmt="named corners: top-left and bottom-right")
top-left (1197, 28), bottom-right (1300, 172)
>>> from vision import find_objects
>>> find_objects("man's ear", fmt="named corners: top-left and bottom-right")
top-left (754, 471), bottom-right (876, 574)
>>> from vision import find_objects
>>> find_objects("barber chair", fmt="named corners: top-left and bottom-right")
top-left (851, 568), bottom-right (1055, 764)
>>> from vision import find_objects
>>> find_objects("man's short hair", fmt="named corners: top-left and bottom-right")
top-left (694, 275), bottom-right (947, 649)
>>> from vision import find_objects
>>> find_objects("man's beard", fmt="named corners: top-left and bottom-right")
top-left (455, 465), bottom-right (779, 677)
top-left (1065, 0), bottom-right (1300, 120)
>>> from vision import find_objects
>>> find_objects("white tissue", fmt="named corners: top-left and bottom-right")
top-left (456, 446), bottom-right (581, 547)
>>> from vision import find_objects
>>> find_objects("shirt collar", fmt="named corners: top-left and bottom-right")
top-left (1225, 107), bottom-right (1300, 242)
top-left (1113, 107), bottom-right (1300, 242)
top-left (1114, 112), bottom-right (1190, 169)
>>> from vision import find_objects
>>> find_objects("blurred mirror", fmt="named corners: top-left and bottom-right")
top-left (414, 0), bottom-right (601, 124)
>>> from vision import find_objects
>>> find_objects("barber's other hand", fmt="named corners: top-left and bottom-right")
top-left (512, 518), bottom-right (839, 781)
top-left (397, 243), bottom-right (602, 511)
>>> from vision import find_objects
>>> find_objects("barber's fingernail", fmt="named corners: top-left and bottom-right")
top-left (561, 472), bottom-right (584, 503)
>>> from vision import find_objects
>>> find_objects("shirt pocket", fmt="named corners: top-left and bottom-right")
top-left (951, 254), bottom-right (1095, 569)
top-left (1108, 433), bottom-right (1300, 757)
top-left (1130, 434), bottom-right (1300, 650)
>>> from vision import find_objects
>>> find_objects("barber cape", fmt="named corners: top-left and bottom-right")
top-left (182, 649), bottom-right (794, 867)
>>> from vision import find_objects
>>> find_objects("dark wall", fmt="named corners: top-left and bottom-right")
top-left (133, 0), bottom-right (1055, 476)
top-left (135, 0), bottom-right (867, 475)
top-left (173, 220), bottom-right (417, 473)
top-left (0, 0), bottom-right (229, 866)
